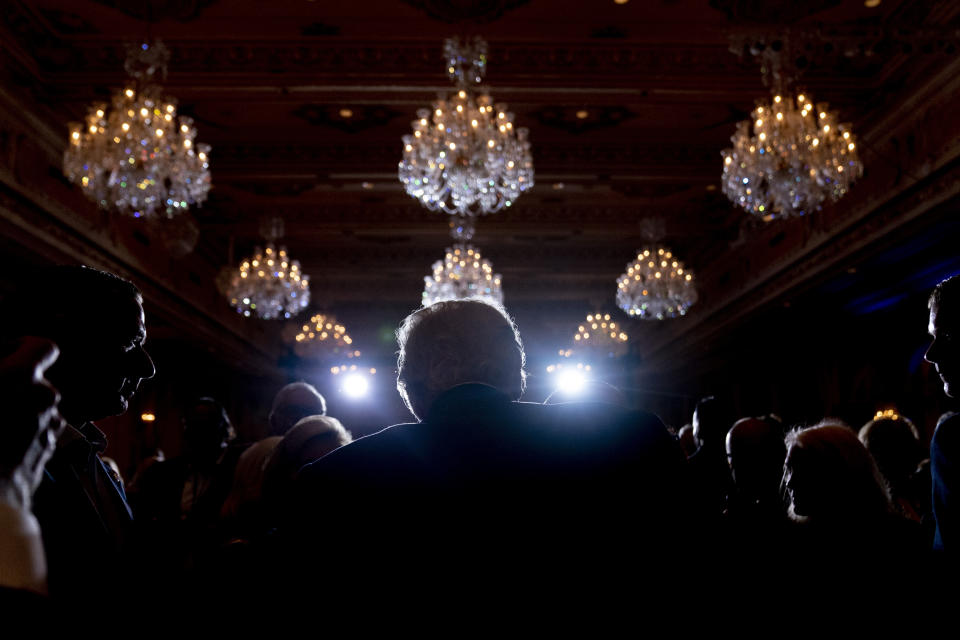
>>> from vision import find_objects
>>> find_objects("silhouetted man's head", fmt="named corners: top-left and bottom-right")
top-left (926, 275), bottom-right (960, 398)
top-left (269, 381), bottom-right (327, 436)
top-left (2, 266), bottom-right (155, 425)
top-left (396, 299), bottom-right (526, 421)
top-left (182, 397), bottom-right (234, 465)
top-left (726, 417), bottom-right (786, 500)
top-left (692, 396), bottom-right (731, 450)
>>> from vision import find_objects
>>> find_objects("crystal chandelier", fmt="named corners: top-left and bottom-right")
top-left (63, 41), bottom-right (210, 218)
top-left (616, 246), bottom-right (697, 320)
top-left (573, 313), bottom-right (629, 358)
top-left (220, 219), bottom-right (310, 320)
top-left (423, 244), bottom-right (503, 307)
top-left (288, 313), bottom-right (359, 359)
top-left (720, 38), bottom-right (863, 219)
top-left (400, 36), bottom-right (534, 216)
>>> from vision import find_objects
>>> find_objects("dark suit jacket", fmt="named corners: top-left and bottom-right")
top-left (32, 423), bottom-right (133, 600)
top-left (932, 411), bottom-right (958, 551)
top-left (290, 384), bottom-right (690, 574)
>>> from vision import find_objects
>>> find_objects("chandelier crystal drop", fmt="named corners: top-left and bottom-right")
top-left (721, 92), bottom-right (862, 218)
top-left (220, 223), bottom-right (310, 320)
top-left (399, 36), bottom-right (534, 216)
top-left (573, 313), bottom-right (629, 358)
top-left (616, 246), bottom-right (697, 320)
top-left (422, 243), bottom-right (503, 307)
top-left (63, 41), bottom-right (210, 218)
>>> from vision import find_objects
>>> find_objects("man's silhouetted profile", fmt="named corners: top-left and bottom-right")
top-left (1, 266), bottom-right (155, 599)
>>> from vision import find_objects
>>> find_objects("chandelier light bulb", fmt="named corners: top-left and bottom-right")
top-left (399, 36), bottom-right (534, 217)
top-left (721, 91), bottom-right (862, 219)
top-left (63, 41), bottom-right (211, 218)
top-left (616, 246), bottom-right (697, 320)
top-left (422, 243), bottom-right (503, 307)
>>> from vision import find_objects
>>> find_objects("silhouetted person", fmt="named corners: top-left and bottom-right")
top-left (132, 398), bottom-right (240, 535)
top-left (268, 381), bottom-right (327, 437)
top-left (0, 337), bottom-right (63, 598)
top-left (726, 417), bottom-right (787, 515)
top-left (291, 300), bottom-right (689, 590)
top-left (859, 413), bottom-right (930, 524)
top-left (688, 396), bottom-right (734, 519)
top-left (0, 266), bottom-right (155, 600)
top-left (262, 414), bottom-right (352, 512)
top-left (784, 421), bottom-right (923, 560)
top-left (925, 275), bottom-right (960, 551)
top-left (220, 382), bottom-right (327, 536)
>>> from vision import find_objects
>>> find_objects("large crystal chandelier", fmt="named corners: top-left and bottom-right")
top-left (573, 313), bottom-right (629, 358)
top-left (63, 41), bottom-right (210, 218)
top-left (722, 93), bottom-right (862, 218)
top-left (616, 246), bottom-right (697, 320)
top-left (400, 36), bottom-right (533, 216)
top-left (721, 38), bottom-right (862, 219)
top-left (423, 243), bottom-right (503, 307)
top-left (220, 218), bottom-right (309, 320)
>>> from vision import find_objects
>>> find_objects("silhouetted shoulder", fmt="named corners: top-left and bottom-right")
top-left (297, 421), bottom-right (421, 480)
top-left (934, 412), bottom-right (960, 449)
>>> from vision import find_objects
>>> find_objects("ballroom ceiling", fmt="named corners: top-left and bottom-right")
top-left (2, 0), bottom-right (960, 383)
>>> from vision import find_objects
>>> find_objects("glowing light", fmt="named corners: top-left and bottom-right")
top-left (342, 373), bottom-right (370, 398)
top-left (140, 413), bottom-right (156, 422)
top-left (556, 369), bottom-right (587, 394)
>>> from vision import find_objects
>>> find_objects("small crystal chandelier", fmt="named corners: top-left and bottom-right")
top-left (422, 215), bottom-right (503, 307)
top-left (400, 36), bottom-right (534, 216)
top-left (573, 313), bottom-right (629, 358)
top-left (63, 41), bottom-right (210, 218)
top-left (423, 243), bottom-right (503, 307)
top-left (288, 313), bottom-right (359, 359)
top-left (721, 41), bottom-right (862, 219)
top-left (616, 246), bottom-right (697, 320)
top-left (220, 218), bottom-right (309, 319)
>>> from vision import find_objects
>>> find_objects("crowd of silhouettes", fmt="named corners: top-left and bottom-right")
top-left (1, 265), bottom-right (959, 613)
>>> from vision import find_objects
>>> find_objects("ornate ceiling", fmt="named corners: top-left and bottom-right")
top-left (2, 0), bottom-right (960, 386)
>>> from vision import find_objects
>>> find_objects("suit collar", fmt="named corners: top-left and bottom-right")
top-left (425, 383), bottom-right (512, 422)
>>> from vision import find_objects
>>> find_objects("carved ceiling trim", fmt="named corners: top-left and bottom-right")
top-left (209, 141), bottom-right (720, 171)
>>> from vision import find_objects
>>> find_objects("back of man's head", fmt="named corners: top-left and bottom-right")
top-left (726, 417), bottom-right (787, 499)
top-left (693, 395), bottom-right (732, 449)
top-left (183, 397), bottom-right (235, 463)
top-left (269, 382), bottom-right (327, 436)
top-left (396, 299), bottom-right (526, 421)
